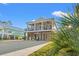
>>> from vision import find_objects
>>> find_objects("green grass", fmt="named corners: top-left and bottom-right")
top-left (29, 42), bottom-right (53, 56)
top-left (29, 41), bottom-right (79, 56)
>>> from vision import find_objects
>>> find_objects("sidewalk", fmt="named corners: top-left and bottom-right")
top-left (1, 41), bottom-right (52, 56)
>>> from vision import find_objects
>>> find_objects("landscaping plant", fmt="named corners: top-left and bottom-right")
top-left (51, 4), bottom-right (79, 56)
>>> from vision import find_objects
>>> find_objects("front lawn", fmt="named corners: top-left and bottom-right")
top-left (29, 41), bottom-right (79, 56)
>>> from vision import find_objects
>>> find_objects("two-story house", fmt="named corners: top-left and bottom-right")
top-left (26, 18), bottom-right (56, 41)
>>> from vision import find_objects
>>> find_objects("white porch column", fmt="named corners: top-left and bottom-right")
top-left (2, 30), bottom-right (4, 40)
top-left (41, 32), bottom-right (42, 40)
top-left (27, 32), bottom-right (29, 40)
top-left (42, 33), bottom-right (43, 40)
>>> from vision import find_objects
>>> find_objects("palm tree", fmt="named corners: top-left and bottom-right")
top-left (0, 21), bottom-right (12, 40)
top-left (74, 4), bottom-right (79, 17)
top-left (50, 4), bottom-right (79, 56)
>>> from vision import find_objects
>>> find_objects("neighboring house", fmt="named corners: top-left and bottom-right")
top-left (0, 21), bottom-right (24, 40)
top-left (26, 18), bottom-right (56, 41)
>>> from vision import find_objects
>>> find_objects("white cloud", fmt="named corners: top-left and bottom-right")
top-left (52, 11), bottom-right (68, 17)
top-left (32, 19), bottom-right (35, 21)
top-left (1, 3), bottom-right (8, 5)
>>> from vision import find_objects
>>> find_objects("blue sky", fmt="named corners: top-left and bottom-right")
top-left (0, 3), bottom-right (76, 29)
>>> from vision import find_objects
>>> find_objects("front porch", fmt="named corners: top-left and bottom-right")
top-left (27, 31), bottom-right (52, 41)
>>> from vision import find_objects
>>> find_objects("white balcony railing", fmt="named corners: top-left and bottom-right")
top-left (27, 25), bottom-right (53, 31)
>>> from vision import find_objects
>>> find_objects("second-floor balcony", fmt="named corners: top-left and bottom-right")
top-left (27, 25), bottom-right (53, 32)
top-left (26, 18), bottom-right (55, 32)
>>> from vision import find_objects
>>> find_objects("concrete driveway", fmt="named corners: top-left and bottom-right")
top-left (0, 40), bottom-right (46, 55)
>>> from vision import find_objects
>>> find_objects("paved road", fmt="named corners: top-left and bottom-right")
top-left (0, 40), bottom-right (46, 55)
